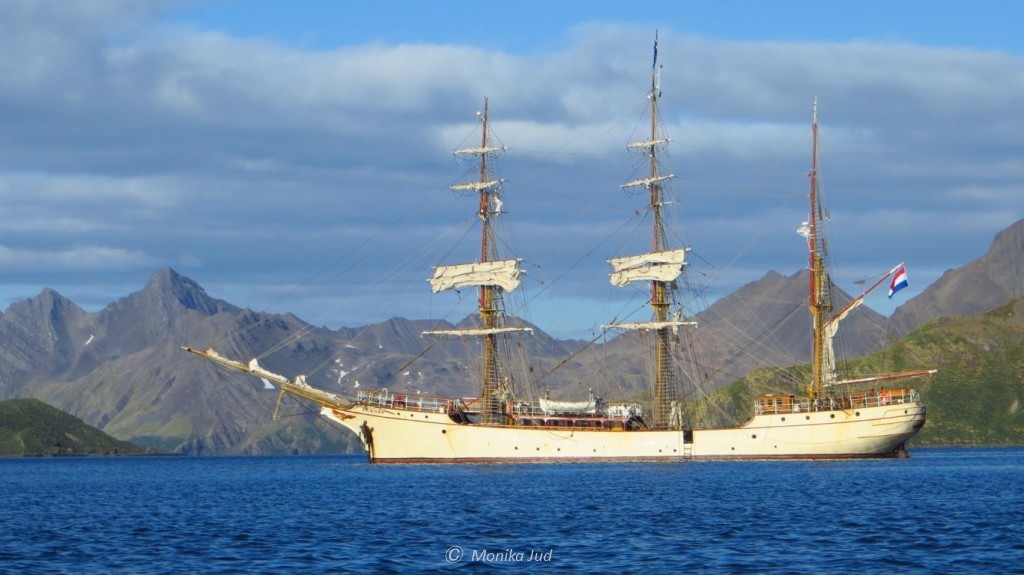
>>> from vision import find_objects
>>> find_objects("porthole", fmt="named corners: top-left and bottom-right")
top-left (441, 430), bottom-right (447, 434)
top-left (781, 417), bottom-right (786, 422)
top-left (855, 411), bottom-right (861, 416)
top-left (751, 434), bottom-right (757, 439)
top-left (805, 416), bottom-right (810, 420)
top-left (830, 414), bottom-right (835, 419)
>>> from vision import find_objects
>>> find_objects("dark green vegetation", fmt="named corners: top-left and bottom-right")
top-left (707, 299), bottom-right (1024, 446)
top-left (0, 398), bottom-right (145, 456)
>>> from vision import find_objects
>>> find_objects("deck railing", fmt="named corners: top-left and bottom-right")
top-left (754, 389), bottom-right (919, 415)
top-left (356, 389), bottom-right (454, 413)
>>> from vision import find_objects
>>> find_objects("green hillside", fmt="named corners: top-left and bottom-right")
top-left (0, 398), bottom-right (145, 455)
top-left (704, 299), bottom-right (1024, 446)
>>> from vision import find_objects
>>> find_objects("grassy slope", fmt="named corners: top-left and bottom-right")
top-left (0, 398), bottom-right (144, 455)
top-left (705, 299), bottom-right (1024, 445)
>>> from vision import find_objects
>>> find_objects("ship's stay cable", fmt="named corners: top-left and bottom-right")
top-left (518, 209), bottom-right (646, 314)
top-left (210, 115), bottom-right (509, 366)
top-left (198, 191), bottom-right (435, 359)
top-left (511, 98), bottom-right (646, 161)
top-left (250, 155), bottom-right (492, 360)
top-left (252, 203), bottom-right (470, 361)
top-left (278, 210), bottom-right (491, 383)
top-left (710, 300), bottom-right (805, 383)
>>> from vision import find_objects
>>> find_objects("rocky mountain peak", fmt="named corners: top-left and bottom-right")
top-left (4, 287), bottom-right (85, 325)
top-left (890, 219), bottom-right (1024, 335)
top-left (991, 218), bottom-right (1024, 249)
top-left (139, 267), bottom-right (226, 316)
top-left (0, 287), bottom-right (89, 388)
top-left (981, 219), bottom-right (1024, 295)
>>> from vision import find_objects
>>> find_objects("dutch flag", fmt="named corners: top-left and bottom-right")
top-left (888, 265), bottom-right (909, 299)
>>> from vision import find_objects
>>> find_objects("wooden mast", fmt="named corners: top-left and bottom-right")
top-left (476, 97), bottom-right (501, 424)
top-left (647, 36), bottom-right (679, 429)
top-left (605, 34), bottom-right (687, 429)
top-left (423, 99), bottom-right (528, 421)
top-left (807, 100), bottom-right (831, 398)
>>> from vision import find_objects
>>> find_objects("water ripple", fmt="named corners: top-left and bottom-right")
top-left (1, 448), bottom-right (1022, 573)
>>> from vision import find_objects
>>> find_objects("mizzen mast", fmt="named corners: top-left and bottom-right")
top-left (804, 99), bottom-right (832, 398)
top-left (474, 97), bottom-right (502, 424)
top-left (798, 101), bottom-right (937, 395)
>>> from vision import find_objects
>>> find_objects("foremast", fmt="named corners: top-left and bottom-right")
top-left (424, 98), bottom-right (531, 424)
top-left (605, 35), bottom-right (690, 430)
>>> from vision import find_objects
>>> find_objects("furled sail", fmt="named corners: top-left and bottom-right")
top-left (428, 259), bottom-right (523, 293)
top-left (626, 138), bottom-right (670, 149)
top-left (608, 249), bottom-right (687, 287)
top-left (454, 145), bottom-right (506, 156)
top-left (603, 320), bottom-right (697, 332)
top-left (821, 297), bottom-right (864, 384)
top-left (820, 262), bottom-right (902, 384)
top-left (827, 369), bottom-right (939, 388)
top-left (620, 174), bottom-right (674, 189)
top-left (451, 180), bottom-right (502, 192)
top-left (422, 326), bottom-right (533, 337)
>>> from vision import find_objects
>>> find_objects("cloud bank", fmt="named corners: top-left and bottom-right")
top-left (0, 2), bottom-right (1020, 338)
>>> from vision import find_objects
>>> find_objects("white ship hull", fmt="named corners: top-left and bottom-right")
top-left (323, 400), bottom-right (925, 463)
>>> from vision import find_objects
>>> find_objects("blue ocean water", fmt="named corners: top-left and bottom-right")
top-left (1, 448), bottom-right (1022, 574)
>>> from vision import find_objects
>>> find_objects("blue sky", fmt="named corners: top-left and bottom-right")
top-left (168, 1), bottom-right (1023, 54)
top-left (1, 0), bottom-right (1022, 340)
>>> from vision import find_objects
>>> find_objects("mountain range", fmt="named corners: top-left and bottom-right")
top-left (1, 219), bottom-right (1021, 454)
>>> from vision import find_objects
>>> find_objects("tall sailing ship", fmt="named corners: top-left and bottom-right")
top-left (184, 43), bottom-right (934, 462)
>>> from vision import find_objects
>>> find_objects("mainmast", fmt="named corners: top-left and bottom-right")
top-left (424, 98), bottom-right (531, 425)
top-left (606, 34), bottom-right (690, 430)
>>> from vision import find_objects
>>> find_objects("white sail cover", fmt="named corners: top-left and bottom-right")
top-left (608, 249), bottom-right (687, 287)
top-left (429, 259), bottom-right (523, 293)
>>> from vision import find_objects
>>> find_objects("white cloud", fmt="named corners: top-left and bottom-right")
top-left (0, 244), bottom-right (155, 271)
top-left (0, 173), bottom-right (182, 208)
